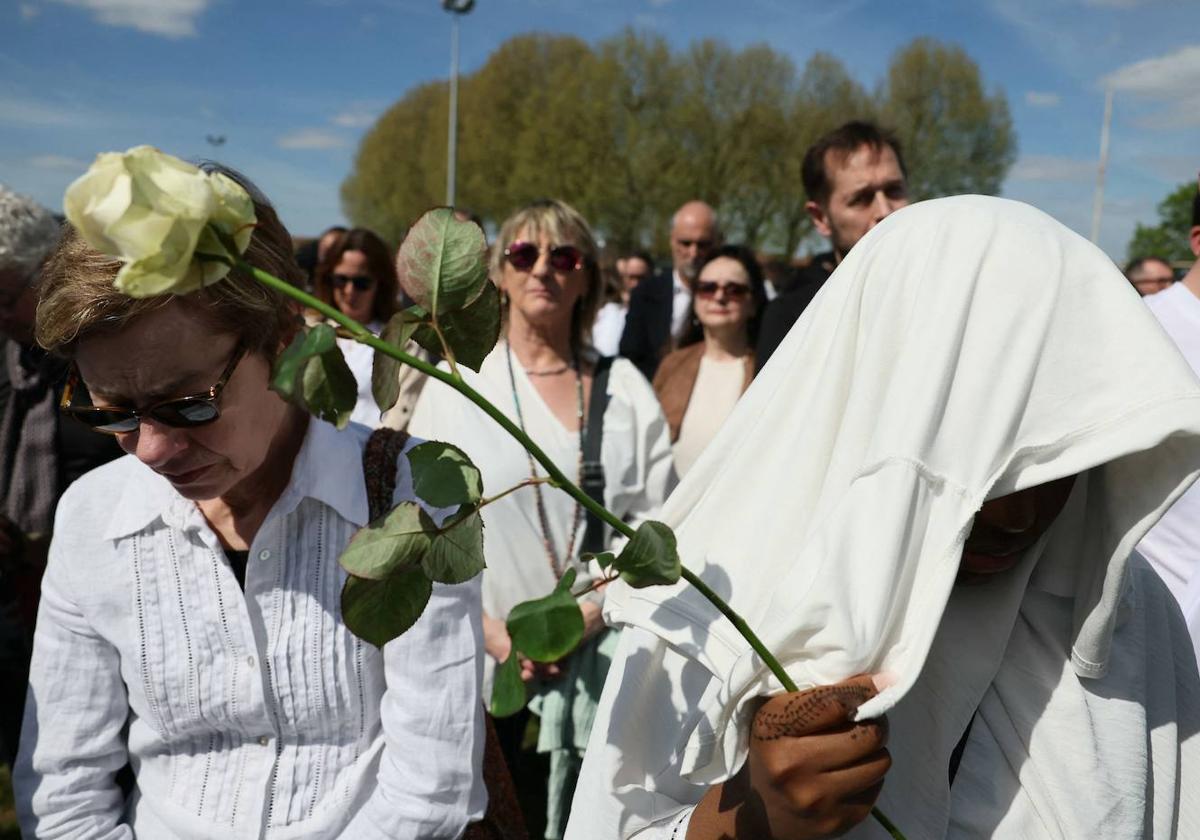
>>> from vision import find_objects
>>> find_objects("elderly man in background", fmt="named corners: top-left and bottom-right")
top-left (0, 186), bottom-right (121, 764)
top-left (619, 201), bottom-right (719, 380)
top-left (1125, 255), bottom-right (1176, 296)
top-left (756, 121), bottom-right (909, 370)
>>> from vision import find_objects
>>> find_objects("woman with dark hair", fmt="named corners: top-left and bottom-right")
top-left (651, 244), bottom-right (767, 477)
top-left (16, 165), bottom-right (484, 838)
top-left (312, 227), bottom-right (400, 426)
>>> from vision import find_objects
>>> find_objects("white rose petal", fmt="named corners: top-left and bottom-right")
top-left (64, 145), bottom-right (257, 299)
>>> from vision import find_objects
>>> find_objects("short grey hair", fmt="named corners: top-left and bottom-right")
top-left (0, 185), bottom-right (61, 280)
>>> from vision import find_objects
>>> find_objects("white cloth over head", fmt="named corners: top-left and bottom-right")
top-left (567, 195), bottom-right (1200, 839)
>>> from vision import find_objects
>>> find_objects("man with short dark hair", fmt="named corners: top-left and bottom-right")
top-left (1137, 175), bottom-right (1200, 658)
top-left (1125, 255), bottom-right (1176, 296)
top-left (756, 121), bottom-right (910, 369)
top-left (619, 201), bottom-right (719, 380)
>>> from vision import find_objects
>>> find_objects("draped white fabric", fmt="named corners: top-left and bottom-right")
top-left (567, 196), bottom-right (1200, 839)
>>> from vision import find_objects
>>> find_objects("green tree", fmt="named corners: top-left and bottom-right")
top-left (773, 52), bottom-right (874, 258)
top-left (341, 79), bottom-right (448, 245)
top-left (1126, 181), bottom-right (1197, 264)
top-left (342, 33), bottom-right (1017, 260)
top-left (878, 38), bottom-right (1016, 200)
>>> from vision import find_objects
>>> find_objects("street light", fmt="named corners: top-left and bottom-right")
top-left (443, 0), bottom-right (475, 207)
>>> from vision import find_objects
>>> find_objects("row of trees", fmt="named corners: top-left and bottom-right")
top-left (1127, 181), bottom-right (1197, 265)
top-left (342, 32), bottom-right (1017, 256)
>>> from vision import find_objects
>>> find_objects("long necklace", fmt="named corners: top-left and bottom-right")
top-left (505, 341), bottom-right (585, 579)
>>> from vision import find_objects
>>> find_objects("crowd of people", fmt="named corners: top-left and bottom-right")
top-left (1, 117), bottom-right (1199, 840)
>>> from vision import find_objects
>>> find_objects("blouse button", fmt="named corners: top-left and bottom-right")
top-left (258, 735), bottom-right (270, 747)
top-left (246, 655), bottom-right (256, 667)
top-left (258, 549), bottom-right (271, 561)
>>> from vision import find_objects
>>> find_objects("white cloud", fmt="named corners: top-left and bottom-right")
top-left (1024, 90), bottom-right (1061, 107)
top-left (1103, 44), bottom-right (1200, 129)
top-left (45, 0), bottom-right (209, 38)
top-left (29, 154), bottom-right (89, 171)
top-left (331, 103), bottom-right (380, 129)
top-left (277, 128), bottom-right (348, 150)
top-left (1105, 44), bottom-right (1200, 96)
top-left (1010, 155), bottom-right (1098, 182)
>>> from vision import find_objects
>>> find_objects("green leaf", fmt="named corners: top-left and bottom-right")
top-left (272, 323), bottom-right (337, 400)
top-left (421, 507), bottom-right (486, 584)
top-left (506, 568), bottom-right (584, 663)
top-left (490, 651), bottom-right (527, 718)
top-left (301, 344), bottom-right (357, 429)
top-left (341, 565), bottom-right (433, 647)
top-left (413, 281), bottom-right (501, 372)
top-left (407, 441), bottom-right (483, 508)
top-left (339, 501), bottom-right (430, 581)
top-left (612, 520), bottom-right (681, 588)
top-left (270, 323), bottom-right (356, 428)
top-left (372, 307), bottom-right (427, 412)
top-left (582, 551), bottom-right (616, 570)
top-left (396, 207), bottom-right (489, 316)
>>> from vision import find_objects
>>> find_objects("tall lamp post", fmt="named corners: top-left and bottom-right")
top-left (443, 0), bottom-right (475, 207)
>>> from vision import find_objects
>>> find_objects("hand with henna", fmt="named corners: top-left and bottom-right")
top-left (688, 674), bottom-right (891, 839)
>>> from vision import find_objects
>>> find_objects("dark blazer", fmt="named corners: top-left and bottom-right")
top-left (754, 252), bottom-right (836, 373)
top-left (619, 267), bottom-right (677, 381)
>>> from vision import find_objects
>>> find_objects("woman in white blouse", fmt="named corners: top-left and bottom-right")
top-left (408, 199), bottom-right (675, 838)
top-left (16, 168), bottom-right (486, 839)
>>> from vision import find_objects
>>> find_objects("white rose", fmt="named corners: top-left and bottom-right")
top-left (64, 146), bottom-right (257, 298)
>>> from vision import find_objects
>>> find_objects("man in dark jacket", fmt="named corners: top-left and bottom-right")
top-left (0, 186), bottom-right (122, 764)
top-left (756, 121), bottom-right (910, 371)
top-left (619, 200), bottom-right (719, 380)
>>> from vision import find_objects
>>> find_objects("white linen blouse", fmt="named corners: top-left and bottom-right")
top-left (15, 418), bottom-right (486, 839)
top-left (407, 346), bottom-right (676, 690)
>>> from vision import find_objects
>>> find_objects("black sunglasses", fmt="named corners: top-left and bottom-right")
top-left (61, 345), bottom-right (246, 434)
top-left (695, 280), bottom-right (751, 300)
top-left (504, 241), bottom-right (584, 273)
top-left (331, 273), bottom-right (375, 291)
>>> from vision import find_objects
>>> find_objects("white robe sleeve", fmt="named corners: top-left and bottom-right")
top-left (341, 577), bottom-right (487, 838)
top-left (565, 626), bottom-right (719, 840)
top-left (15, 529), bottom-right (133, 840)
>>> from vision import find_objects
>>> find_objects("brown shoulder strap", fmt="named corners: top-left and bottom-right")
top-left (362, 427), bottom-right (411, 522)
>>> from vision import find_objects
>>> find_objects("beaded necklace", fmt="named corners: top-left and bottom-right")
top-left (504, 342), bottom-right (585, 579)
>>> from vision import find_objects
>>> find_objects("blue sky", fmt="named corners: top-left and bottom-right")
top-left (1, 0), bottom-right (1196, 261)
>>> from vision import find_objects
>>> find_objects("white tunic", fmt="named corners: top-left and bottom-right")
top-left (567, 197), bottom-right (1200, 839)
top-left (408, 346), bottom-right (676, 691)
top-left (1139, 281), bottom-right (1200, 649)
top-left (16, 419), bottom-right (486, 839)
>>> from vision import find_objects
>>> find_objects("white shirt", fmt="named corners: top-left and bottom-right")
top-left (339, 320), bottom-right (384, 428)
top-left (16, 419), bottom-right (486, 839)
top-left (591, 302), bottom-right (627, 358)
top-left (408, 346), bottom-right (676, 693)
top-left (1140, 280), bottom-right (1200, 651)
top-left (670, 270), bottom-right (691, 338)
